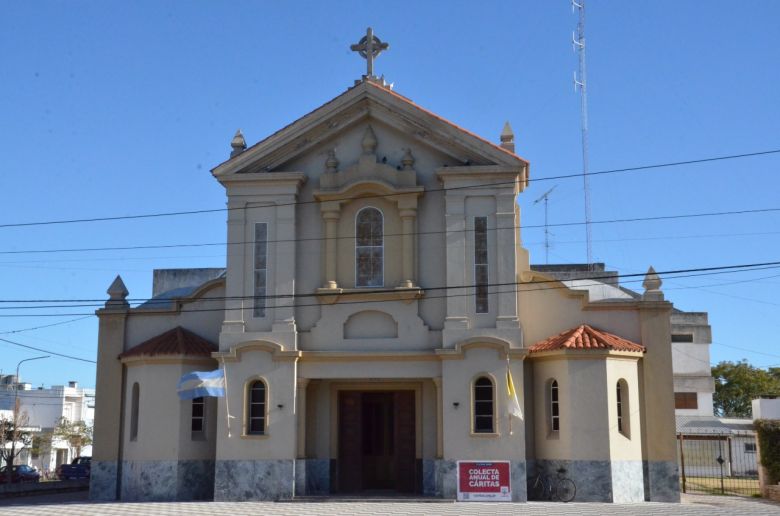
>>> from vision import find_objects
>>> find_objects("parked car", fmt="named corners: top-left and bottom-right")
top-left (0, 464), bottom-right (41, 483)
top-left (56, 456), bottom-right (91, 480)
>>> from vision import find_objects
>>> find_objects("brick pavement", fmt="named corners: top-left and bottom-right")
top-left (0, 493), bottom-right (778, 515)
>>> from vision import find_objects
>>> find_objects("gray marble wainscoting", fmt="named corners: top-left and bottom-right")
top-left (611, 460), bottom-right (645, 502)
top-left (120, 460), bottom-right (177, 501)
top-left (304, 459), bottom-right (330, 496)
top-left (214, 459), bottom-right (294, 501)
top-left (118, 460), bottom-right (215, 501)
top-left (532, 460), bottom-right (612, 502)
top-left (177, 460), bottom-right (215, 500)
top-left (510, 460), bottom-right (527, 502)
top-left (89, 460), bottom-right (118, 501)
top-left (646, 460), bottom-right (681, 502)
top-left (434, 459), bottom-right (457, 499)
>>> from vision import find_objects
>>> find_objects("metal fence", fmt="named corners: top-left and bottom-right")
top-left (677, 431), bottom-right (760, 497)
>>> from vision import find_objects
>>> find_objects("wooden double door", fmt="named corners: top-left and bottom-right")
top-left (337, 390), bottom-right (418, 494)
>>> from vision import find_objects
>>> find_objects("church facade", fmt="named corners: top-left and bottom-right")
top-left (90, 37), bottom-right (680, 503)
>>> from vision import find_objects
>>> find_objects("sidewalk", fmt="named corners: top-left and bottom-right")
top-left (0, 492), bottom-right (778, 515)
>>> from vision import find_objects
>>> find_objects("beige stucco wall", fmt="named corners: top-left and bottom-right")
top-left (533, 356), bottom-right (609, 460)
top-left (518, 284), bottom-right (641, 347)
top-left (124, 285), bottom-right (225, 351)
top-left (441, 347), bottom-right (525, 460)
top-left (123, 361), bottom-right (217, 461)
top-left (605, 357), bottom-right (643, 461)
top-left (214, 348), bottom-right (297, 460)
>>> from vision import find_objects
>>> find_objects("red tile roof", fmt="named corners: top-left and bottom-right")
top-left (119, 326), bottom-right (217, 359)
top-left (529, 324), bottom-right (645, 354)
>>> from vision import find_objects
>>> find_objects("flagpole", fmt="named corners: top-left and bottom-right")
top-left (222, 358), bottom-right (233, 438)
top-left (507, 357), bottom-right (513, 436)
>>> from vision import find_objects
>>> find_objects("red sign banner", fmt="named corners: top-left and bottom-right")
top-left (456, 460), bottom-right (511, 501)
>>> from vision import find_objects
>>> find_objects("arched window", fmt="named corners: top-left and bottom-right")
top-left (550, 379), bottom-right (560, 432)
top-left (617, 379), bottom-right (630, 438)
top-left (130, 382), bottom-right (140, 441)
top-left (473, 376), bottom-right (495, 433)
top-left (247, 380), bottom-right (267, 435)
top-left (355, 207), bottom-right (383, 287)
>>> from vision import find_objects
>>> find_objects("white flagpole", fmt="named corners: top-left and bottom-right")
top-left (222, 358), bottom-right (234, 438)
top-left (507, 357), bottom-right (513, 436)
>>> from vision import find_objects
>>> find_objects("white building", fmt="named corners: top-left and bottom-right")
top-left (0, 376), bottom-right (94, 472)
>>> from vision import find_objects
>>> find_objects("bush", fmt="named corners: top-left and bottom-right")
top-left (755, 419), bottom-right (780, 484)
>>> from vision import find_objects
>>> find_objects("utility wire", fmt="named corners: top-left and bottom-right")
top-left (0, 261), bottom-right (777, 304)
top-left (1, 148), bottom-right (778, 229)
top-left (2, 205), bottom-right (780, 258)
top-left (0, 262), bottom-right (779, 314)
top-left (0, 316), bottom-right (93, 335)
top-left (0, 337), bottom-right (96, 363)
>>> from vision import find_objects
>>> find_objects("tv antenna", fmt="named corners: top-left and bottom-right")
top-left (533, 186), bottom-right (557, 264)
top-left (573, 0), bottom-right (593, 268)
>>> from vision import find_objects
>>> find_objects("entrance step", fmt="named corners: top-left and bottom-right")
top-left (285, 496), bottom-right (454, 503)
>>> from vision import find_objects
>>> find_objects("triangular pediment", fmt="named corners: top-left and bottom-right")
top-left (212, 80), bottom-right (528, 177)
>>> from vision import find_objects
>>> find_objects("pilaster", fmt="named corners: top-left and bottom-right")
top-left (495, 192), bottom-right (520, 328)
top-left (443, 193), bottom-right (468, 333)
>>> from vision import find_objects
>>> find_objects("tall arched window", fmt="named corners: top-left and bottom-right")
top-left (550, 379), bottom-right (560, 432)
top-left (355, 207), bottom-right (383, 287)
top-left (130, 382), bottom-right (140, 441)
top-left (473, 376), bottom-right (495, 433)
top-left (617, 379), bottom-right (630, 438)
top-left (247, 380), bottom-right (267, 435)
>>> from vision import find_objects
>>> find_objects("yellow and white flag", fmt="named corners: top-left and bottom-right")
top-left (506, 365), bottom-right (524, 420)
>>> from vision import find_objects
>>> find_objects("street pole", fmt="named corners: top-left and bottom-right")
top-left (7, 355), bottom-right (49, 479)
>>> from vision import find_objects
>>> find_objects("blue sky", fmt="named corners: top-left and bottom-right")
top-left (1, 1), bottom-right (779, 388)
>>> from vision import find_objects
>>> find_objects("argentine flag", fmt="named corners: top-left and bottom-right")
top-left (177, 369), bottom-right (225, 400)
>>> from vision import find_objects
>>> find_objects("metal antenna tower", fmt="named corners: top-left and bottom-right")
top-left (533, 186), bottom-right (557, 264)
top-left (573, 0), bottom-right (593, 268)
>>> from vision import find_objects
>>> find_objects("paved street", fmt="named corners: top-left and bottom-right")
top-left (0, 492), bottom-right (779, 515)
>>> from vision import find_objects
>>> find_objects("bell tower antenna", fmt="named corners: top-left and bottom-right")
top-left (533, 186), bottom-right (557, 264)
top-left (573, 0), bottom-right (593, 268)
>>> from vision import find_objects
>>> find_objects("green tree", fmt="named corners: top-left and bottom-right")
top-left (0, 409), bottom-right (34, 483)
top-left (53, 417), bottom-right (92, 460)
top-left (712, 360), bottom-right (780, 417)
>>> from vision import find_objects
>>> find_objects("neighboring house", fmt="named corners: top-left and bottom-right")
top-left (91, 37), bottom-right (681, 504)
top-left (0, 377), bottom-right (94, 472)
top-left (675, 416), bottom-right (756, 477)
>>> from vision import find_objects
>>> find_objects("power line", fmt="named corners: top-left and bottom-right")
top-left (2, 205), bottom-right (780, 258)
top-left (1, 148), bottom-right (778, 230)
top-left (0, 316), bottom-right (94, 335)
top-left (0, 337), bottom-right (96, 364)
top-left (0, 261), bottom-right (778, 315)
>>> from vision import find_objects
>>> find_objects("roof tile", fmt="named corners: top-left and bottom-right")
top-left (119, 326), bottom-right (217, 359)
top-left (529, 324), bottom-right (645, 354)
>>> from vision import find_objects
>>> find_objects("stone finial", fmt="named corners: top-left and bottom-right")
top-left (106, 275), bottom-right (129, 308)
top-left (500, 121), bottom-right (515, 153)
top-left (642, 266), bottom-right (664, 301)
top-left (361, 125), bottom-right (378, 155)
top-left (325, 149), bottom-right (339, 173)
top-left (230, 129), bottom-right (247, 158)
top-left (401, 148), bottom-right (415, 170)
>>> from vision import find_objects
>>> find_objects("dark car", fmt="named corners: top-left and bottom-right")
top-left (0, 464), bottom-right (41, 483)
top-left (56, 456), bottom-right (91, 480)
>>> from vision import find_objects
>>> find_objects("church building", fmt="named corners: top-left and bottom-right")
top-left (90, 30), bottom-right (680, 503)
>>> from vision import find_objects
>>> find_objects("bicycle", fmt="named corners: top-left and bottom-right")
top-left (529, 467), bottom-right (577, 502)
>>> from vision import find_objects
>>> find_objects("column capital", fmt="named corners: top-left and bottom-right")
top-left (320, 201), bottom-right (342, 215)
